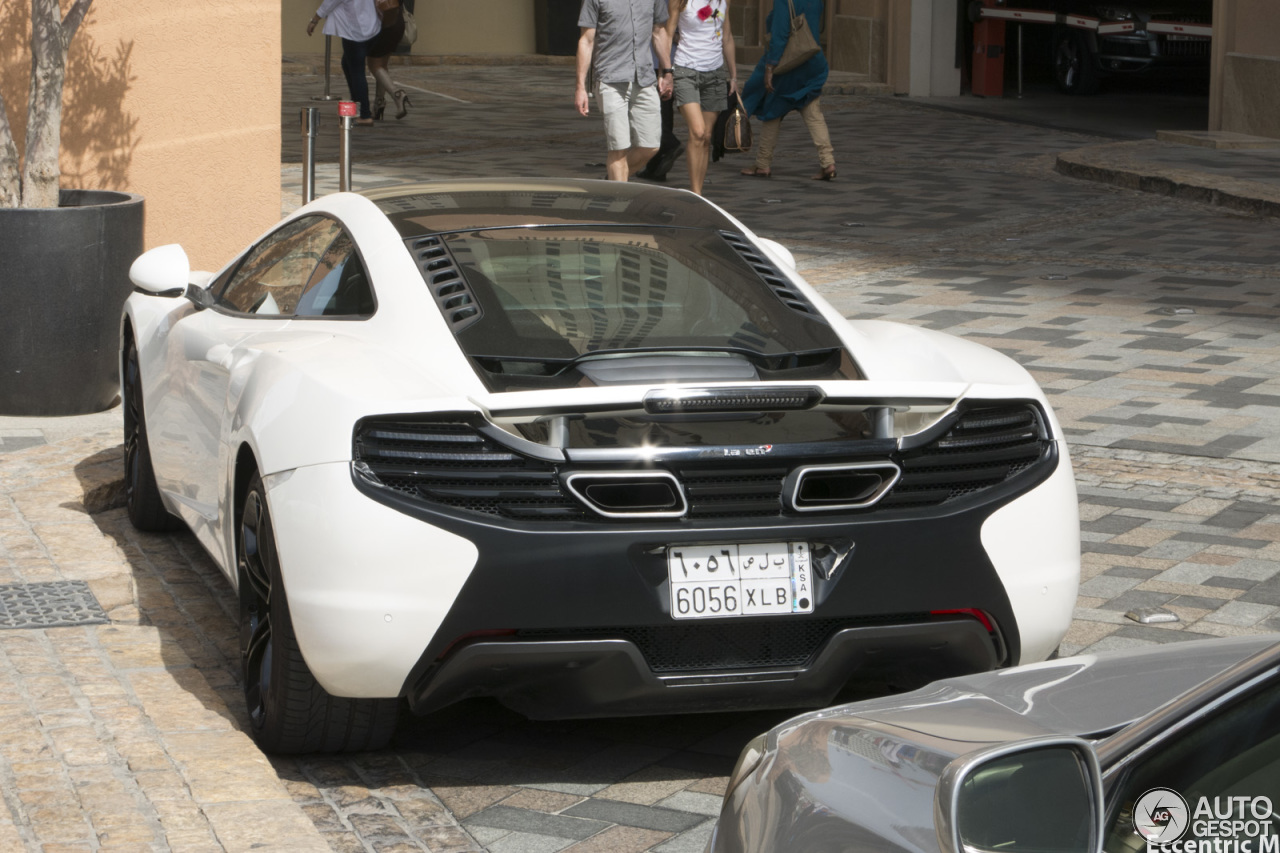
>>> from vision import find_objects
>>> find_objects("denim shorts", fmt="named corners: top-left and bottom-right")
top-left (673, 65), bottom-right (728, 112)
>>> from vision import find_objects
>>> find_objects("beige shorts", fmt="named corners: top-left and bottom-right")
top-left (596, 78), bottom-right (661, 152)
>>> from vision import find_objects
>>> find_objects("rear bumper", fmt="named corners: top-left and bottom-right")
top-left (265, 427), bottom-right (1072, 706)
top-left (405, 617), bottom-right (999, 717)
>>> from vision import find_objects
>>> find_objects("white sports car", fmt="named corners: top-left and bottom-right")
top-left (122, 180), bottom-right (1080, 754)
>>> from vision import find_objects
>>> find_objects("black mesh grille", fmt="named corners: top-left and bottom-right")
top-left (520, 617), bottom-right (922, 672)
top-left (1157, 34), bottom-right (1210, 57)
top-left (354, 403), bottom-right (1049, 522)
top-left (879, 405), bottom-right (1045, 509)
top-left (1099, 36), bottom-right (1153, 58)
top-left (355, 420), bottom-right (586, 520)
top-left (679, 466), bottom-right (788, 518)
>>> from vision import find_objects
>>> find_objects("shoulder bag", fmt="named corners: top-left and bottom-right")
top-left (401, 8), bottom-right (419, 47)
top-left (773, 0), bottom-right (821, 75)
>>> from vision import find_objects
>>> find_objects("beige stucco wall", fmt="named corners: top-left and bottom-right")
top-left (282, 0), bottom-right (536, 56)
top-left (1210, 0), bottom-right (1280, 139)
top-left (0, 1), bottom-right (281, 270)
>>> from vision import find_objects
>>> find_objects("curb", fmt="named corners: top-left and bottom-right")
top-left (1056, 141), bottom-right (1280, 218)
top-left (79, 446), bottom-right (126, 515)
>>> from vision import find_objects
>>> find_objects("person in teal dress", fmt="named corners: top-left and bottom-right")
top-left (738, 0), bottom-right (836, 180)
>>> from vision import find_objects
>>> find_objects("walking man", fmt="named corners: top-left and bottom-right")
top-left (576, 0), bottom-right (674, 181)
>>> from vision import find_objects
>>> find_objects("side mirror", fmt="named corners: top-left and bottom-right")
top-left (129, 244), bottom-right (190, 296)
top-left (758, 237), bottom-right (797, 272)
top-left (935, 737), bottom-right (1103, 853)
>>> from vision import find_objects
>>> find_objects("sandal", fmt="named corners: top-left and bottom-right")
top-left (393, 89), bottom-right (411, 120)
top-left (812, 165), bottom-right (837, 181)
top-left (740, 166), bottom-right (771, 178)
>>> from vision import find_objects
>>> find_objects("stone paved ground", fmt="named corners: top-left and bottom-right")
top-left (0, 435), bottom-right (329, 852)
top-left (0, 61), bottom-right (1279, 851)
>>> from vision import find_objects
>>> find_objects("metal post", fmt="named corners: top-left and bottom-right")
top-left (312, 35), bottom-right (337, 101)
top-left (300, 107), bottom-right (320, 204)
top-left (338, 101), bottom-right (356, 192)
top-left (1017, 25), bottom-right (1024, 98)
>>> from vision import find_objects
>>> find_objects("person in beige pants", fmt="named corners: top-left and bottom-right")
top-left (737, 0), bottom-right (836, 180)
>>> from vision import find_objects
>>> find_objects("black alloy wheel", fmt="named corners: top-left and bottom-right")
top-left (237, 473), bottom-right (399, 753)
top-left (239, 485), bottom-right (275, 734)
top-left (122, 335), bottom-right (183, 532)
top-left (1053, 28), bottom-right (1101, 95)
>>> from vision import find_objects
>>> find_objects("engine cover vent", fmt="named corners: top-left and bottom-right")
top-left (409, 236), bottom-right (482, 331)
top-left (719, 231), bottom-right (817, 316)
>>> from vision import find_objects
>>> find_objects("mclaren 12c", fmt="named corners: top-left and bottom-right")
top-left (121, 180), bottom-right (1080, 752)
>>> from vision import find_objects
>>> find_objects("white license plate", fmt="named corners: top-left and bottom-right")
top-left (667, 542), bottom-right (814, 619)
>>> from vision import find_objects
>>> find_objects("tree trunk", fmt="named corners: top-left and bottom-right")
top-left (0, 94), bottom-right (19, 208)
top-left (15, 0), bottom-right (93, 209)
top-left (22, 0), bottom-right (66, 208)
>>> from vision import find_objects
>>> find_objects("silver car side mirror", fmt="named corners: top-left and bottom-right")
top-left (935, 736), bottom-right (1103, 853)
top-left (129, 243), bottom-right (190, 296)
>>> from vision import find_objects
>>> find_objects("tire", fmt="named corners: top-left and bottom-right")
top-left (238, 474), bottom-right (399, 753)
top-left (123, 335), bottom-right (184, 532)
top-left (1053, 29), bottom-right (1100, 96)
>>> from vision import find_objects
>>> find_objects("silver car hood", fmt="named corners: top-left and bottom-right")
top-left (715, 637), bottom-right (1280, 853)
top-left (845, 634), bottom-right (1279, 743)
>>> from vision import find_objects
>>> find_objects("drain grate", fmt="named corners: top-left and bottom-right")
top-left (0, 581), bottom-right (109, 629)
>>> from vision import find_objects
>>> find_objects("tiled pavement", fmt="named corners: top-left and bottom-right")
top-left (2, 61), bottom-right (1280, 851)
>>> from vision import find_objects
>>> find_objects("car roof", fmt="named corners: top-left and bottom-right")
top-left (359, 178), bottom-right (741, 238)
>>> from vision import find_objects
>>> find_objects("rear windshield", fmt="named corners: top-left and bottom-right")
top-left (441, 226), bottom-right (842, 363)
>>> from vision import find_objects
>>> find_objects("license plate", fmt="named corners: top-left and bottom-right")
top-left (667, 542), bottom-right (814, 619)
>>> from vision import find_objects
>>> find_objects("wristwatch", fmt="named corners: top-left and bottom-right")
top-left (660, 68), bottom-right (674, 75)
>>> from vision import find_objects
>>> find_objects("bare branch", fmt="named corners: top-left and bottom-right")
top-left (61, 0), bottom-right (92, 48)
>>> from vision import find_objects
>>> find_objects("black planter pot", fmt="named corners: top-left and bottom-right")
top-left (0, 189), bottom-right (144, 416)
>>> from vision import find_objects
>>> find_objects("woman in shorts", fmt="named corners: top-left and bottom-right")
top-left (665, 0), bottom-right (736, 195)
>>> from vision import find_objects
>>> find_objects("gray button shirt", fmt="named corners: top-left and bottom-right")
top-left (579, 0), bottom-right (669, 86)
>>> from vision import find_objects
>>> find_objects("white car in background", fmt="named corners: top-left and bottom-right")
top-left (121, 179), bottom-right (1080, 753)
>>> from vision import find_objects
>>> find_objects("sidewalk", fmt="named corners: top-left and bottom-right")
top-left (0, 428), bottom-right (331, 851)
top-left (1, 61), bottom-right (1279, 852)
